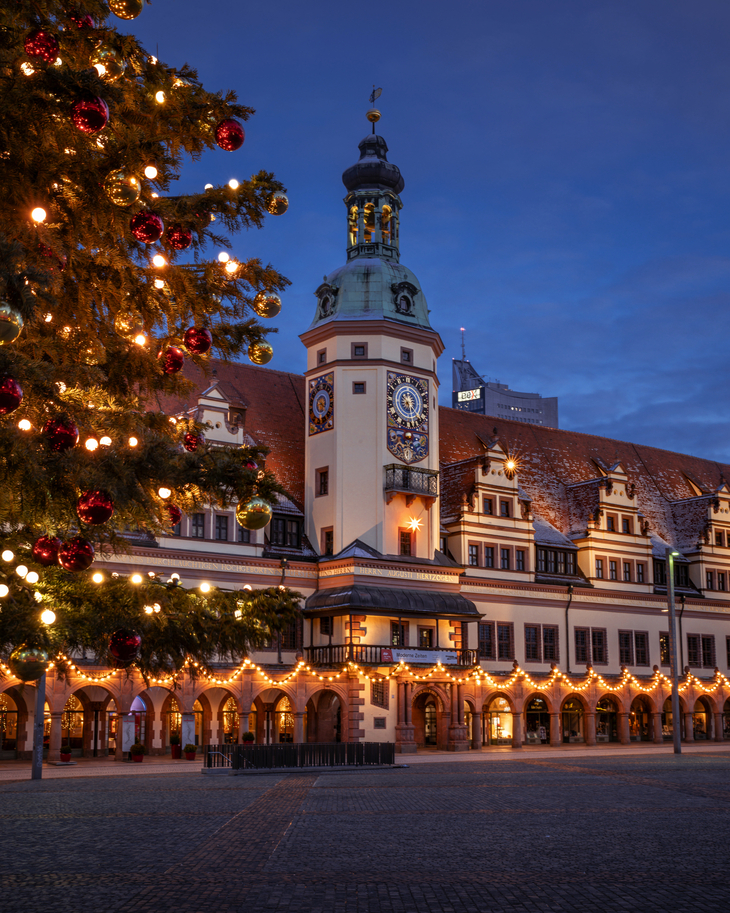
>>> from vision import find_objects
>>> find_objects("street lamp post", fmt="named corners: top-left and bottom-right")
top-left (666, 547), bottom-right (682, 755)
top-left (31, 672), bottom-right (47, 780)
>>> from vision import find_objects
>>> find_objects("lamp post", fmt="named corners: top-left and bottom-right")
top-left (31, 672), bottom-right (46, 780)
top-left (666, 547), bottom-right (682, 755)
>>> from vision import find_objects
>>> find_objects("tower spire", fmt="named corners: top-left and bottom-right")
top-left (461, 327), bottom-right (466, 361)
top-left (367, 86), bottom-right (382, 134)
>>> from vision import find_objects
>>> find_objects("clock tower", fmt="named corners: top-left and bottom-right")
top-left (300, 121), bottom-right (444, 559)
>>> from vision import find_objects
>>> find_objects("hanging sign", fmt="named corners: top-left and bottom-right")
top-left (381, 648), bottom-right (458, 665)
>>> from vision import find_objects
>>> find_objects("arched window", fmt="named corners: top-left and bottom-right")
top-left (363, 203), bottom-right (375, 242)
top-left (62, 694), bottom-right (84, 751)
top-left (0, 693), bottom-right (19, 758)
top-left (276, 696), bottom-right (294, 743)
top-left (596, 697), bottom-right (618, 742)
top-left (381, 205), bottom-right (392, 243)
top-left (348, 205), bottom-right (359, 246)
top-left (222, 697), bottom-right (239, 745)
top-left (561, 698), bottom-right (584, 743)
top-left (486, 696), bottom-right (512, 745)
top-left (525, 697), bottom-right (550, 744)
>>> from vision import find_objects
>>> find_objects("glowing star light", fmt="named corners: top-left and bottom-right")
top-left (407, 517), bottom-right (422, 533)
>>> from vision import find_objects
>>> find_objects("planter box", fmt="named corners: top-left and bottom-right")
top-left (60, 753), bottom-right (71, 763)
top-left (170, 745), bottom-right (181, 759)
top-left (184, 751), bottom-right (196, 761)
top-left (131, 754), bottom-right (143, 762)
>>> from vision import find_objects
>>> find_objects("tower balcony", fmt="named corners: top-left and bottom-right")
top-left (384, 463), bottom-right (439, 508)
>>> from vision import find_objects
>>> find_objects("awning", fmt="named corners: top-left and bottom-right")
top-left (304, 584), bottom-right (480, 619)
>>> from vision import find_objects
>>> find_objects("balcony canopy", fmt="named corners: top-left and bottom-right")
top-left (304, 584), bottom-right (480, 620)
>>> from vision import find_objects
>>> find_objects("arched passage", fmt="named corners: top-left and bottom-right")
top-left (661, 695), bottom-right (685, 742)
top-left (0, 688), bottom-right (30, 759)
top-left (693, 696), bottom-right (712, 740)
top-left (629, 695), bottom-right (654, 741)
top-left (305, 689), bottom-right (341, 744)
top-left (524, 695), bottom-right (552, 745)
top-left (483, 695), bottom-right (514, 746)
top-left (561, 695), bottom-right (587, 744)
top-left (412, 687), bottom-right (448, 750)
top-left (595, 695), bottom-right (620, 743)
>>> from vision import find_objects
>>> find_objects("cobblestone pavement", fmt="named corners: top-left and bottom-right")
top-left (3, 751), bottom-right (730, 912)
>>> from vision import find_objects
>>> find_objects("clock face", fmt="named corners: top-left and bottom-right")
top-left (309, 372), bottom-right (334, 435)
top-left (386, 373), bottom-right (429, 430)
top-left (386, 372), bottom-right (429, 464)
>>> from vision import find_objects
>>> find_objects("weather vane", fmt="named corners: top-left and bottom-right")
top-left (367, 86), bottom-right (382, 133)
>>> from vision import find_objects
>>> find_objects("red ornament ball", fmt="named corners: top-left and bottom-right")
top-left (159, 346), bottom-right (184, 374)
top-left (32, 536), bottom-right (62, 567)
top-left (166, 224), bottom-right (192, 251)
top-left (44, 416), bottom-right (79, 452)
top-left (38, 242), bottom-right (66, 272)
top-left (71, 96), bottom-right (109, 135)
top-left (183, 326), bottom-right (212, 355)
top-left (215, 118), bottom-right (245, 151)
top-left (58, 536), bottom-right (95, 572)
top-left (167, 504), bottom-right (182, 526)
top-left (244, 460), bottom-right (258, 471)
top-left (130, 211), bottom-right (164, 243)
top-left (77, 490), bottom-right (114, 525)
top-left (109, 629), bottom-right (142, 665)
top-left (183, 431), bottom-right (204, 452)
top-left (24, 29), bottom-right (59, 64)
top-left (68, 12), bottom-right (95, 28)
top-left (0, 376), bottom-right (22, 415)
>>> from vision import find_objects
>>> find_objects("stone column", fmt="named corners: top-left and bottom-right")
top-left (511, 712), bottom-right (523, 749)
top-left (549, 712), bottom-right (562, 747)
top-left (714, 712), bottom-right (724, 742)
top-left (618, 712), bottom-right (630, 745)
top-left (447, 683), bottom-right (469, 751)
top-left (293, 711), bottom-right (305, 744)
top-left (457, 685), bottom-right (465, 724)
top-left (395, 679), bottom-right (416, 754)
top-left (585, 711), bottom-right (596, 746)
top-left (683, 712), bottom-right (694, 742)
top-left (404, 683), bottom-right (412, 725)
top-left (651, 712), bottom-right (663, 744)
top-left (397, 682), bottom-right (405, 724)
top-left (47, 711), bottom-right (63, 763)
top-left (471, 711), bottom-right (483, 749)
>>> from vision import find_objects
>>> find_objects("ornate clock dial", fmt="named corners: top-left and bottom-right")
top-left (308, 372), bottom-right (334, 435)
top-left (386, 373), bottom-right (429, 430)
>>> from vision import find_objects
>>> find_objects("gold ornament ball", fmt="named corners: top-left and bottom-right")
top-left (104, 169), bottom-right (140, 207)
top-left (81, 337), bottom-right (107, 365)
top-left (108, 0), bottom-right (144, 20)
top-left (114, 308), bottom-right (144, 337)
top-left (267, 192), bottom-right (289, 216)
top-left (92, 46), bottom-right (127, 82)
top-left (248, 341), bottom-right (273, 365)
top-left (236, 496), bottom-right (273, 531)
top-left (0, 303), bottom-right (23, 345)
top-left (366, 108), bottom-right (381, 124)
top-left (8, 645), bottom-right (49, 683)
top-left (252, 292), bottom-right (281, 319)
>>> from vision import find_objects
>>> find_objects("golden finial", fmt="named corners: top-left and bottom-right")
top-left (367, 86), bottom-right (382, 132)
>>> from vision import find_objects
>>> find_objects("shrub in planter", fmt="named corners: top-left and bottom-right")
top-left (130, 743), bottom-right (145, 763)
top-left (169, 733), bottom-right (182, 758)
top-left (60, 745), bottom-right (72, 762)
top-left (242, 731), bottom-right (255, 743)
top-left (183, 743), bottom-right (197, 761)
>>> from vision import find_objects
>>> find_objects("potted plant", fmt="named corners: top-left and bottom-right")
top-left (130, 742), bottom-right (145, 763)
top-left (242, 731), bottom-right (255, 744)
top-left (169, 733), bottom-right (182, 759)
top-left (59, 743), bottom-right (72, 763)
top-left (183, 743), bottom-right (197, 761)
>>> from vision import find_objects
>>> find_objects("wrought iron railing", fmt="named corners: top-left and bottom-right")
top-left (204, 741), bottom-right (395, 770)
top-left (384, 463), bottom-right (439, 498)
top-left (304, 644), bottom-right (478, 666)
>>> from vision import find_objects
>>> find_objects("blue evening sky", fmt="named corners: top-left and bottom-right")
top-left (125, 0), bottom-right (730, 462)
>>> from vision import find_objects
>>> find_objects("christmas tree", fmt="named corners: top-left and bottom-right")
top-left (0, 0), bottom-right (300, 683)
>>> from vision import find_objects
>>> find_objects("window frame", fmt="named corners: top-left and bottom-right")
top-left (478, 621), bottom-right (495, 660)
top-left (497, 622), bottom-right (515, 661)
top-left (524, 624), bottom-right (541, 662)
top-left (316, 466), bottom-right (329, 497)
top-left (591, 628), bottom-right (608, 665)
top-left (215, 514), bottom-right (229, 541)
top-left (191, 512), bottom-right (205, 539)
top-left (351, 342), bottom-right (368, 359)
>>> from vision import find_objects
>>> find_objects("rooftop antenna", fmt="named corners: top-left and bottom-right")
top-left (367, 86), bottom-right (382, 134)
top-left (460, 327), bottom-right (466, 361)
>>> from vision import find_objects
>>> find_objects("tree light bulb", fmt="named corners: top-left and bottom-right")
top-left (18, 419), bottom-right (31, 431)
top-left (0, 585), bottom-right (7, 597)
top-left (243, 584), bottom-right (252, 591)
top-left (134, 334), bottom-right (146, 346)
top-left (128, 437), bottom-right (138, 447)
top-left (200, 582), bottom-right (211, 593)
top-left (100, 436), bottom-right (112, 446)
top-left (2, 551), bottom-right (14, 563)
top-left (154, 603), bottom-right (161, 613)
top-left (85, 438), bottom-right (98, 451)
top-left (154, 279), bottom-right (165, 289)
top-left (31, 207), bottom-right (47, 223)
top-left (144, 605), bottom-right (154, 614)
top-left (158, 487), bottom-right (171, 499)
top-left (92, 573), bottom-right (104, 583)
top-left (228, 179), bottom-right (239, 190)
top-left (26, 571), bottom-right (39, 584)
top-left (204, 183), bottom-right (213, 190)
top-left (21, 62), bottom-right (35, 76)
top-left (15, 565), bottom-right (28, 578)
top-left (131, 574), bottom-right (143, 584)
top-left (225, 260), bottom-right (238, 274)
top-left (155, 91), bottom-right (165, 104)
top-left (144, 165), bottom-right (158, 179)
top-left (217, 251), bottom-right (230, 263)
top-left (41, 609), bottom-right (56, 625)
top-left (94, 64), bottom-right (107, 77)
top-left (152, 254), bottom-right (166, 268)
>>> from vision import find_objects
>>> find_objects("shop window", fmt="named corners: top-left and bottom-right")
top-left (191, 513), bottom-right (205, 539)
top-left (635, 631), bottom-right (649, 666)
top-left (500, 500), bottom-right (510, 518)
top-left (575, 627), bottom-right (590, 664)
top-left (483, 498), bottom-right (493, 515)
top-left (516, 550), bottom-right (525, 571)
top-left (371, 680), bottom-right (388, 709)
top-left (484, 546), bottom-right (494, 568)
top-left (468, 544), bottom-right (479, 566)
top-left (592, 629), bottom-right (608, 664)
top-left (619, 630), bottom-right (633, 665)
top-left (500, 548), bottom-right (510, 570)
top-left (478, 622), bottom-right (495, 659)
top-left (497, 623), bottom-right (514, 661)
top-left (215, 515), bottom-right (229, 541)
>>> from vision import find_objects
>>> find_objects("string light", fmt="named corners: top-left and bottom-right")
top-left (31, 207), bottom-right (47, 223)
top-left (85, 438), bottom-right (99, 451)
top-left (228, 179), bottom-right (239, 190)
top-left (144, 165), bottom-right (158, 179)
top-left (134, 334), bottom-right (146, 346)
top-left (25, 571), bottom-right (39, 584)
top-left (18, 420), bottom-right (31, 431)
top-left (128, 437), bottom-right (139, 447)
top-left (152, 254), bottom-right (166, 268)
top-left (100, 436), bottom-right (112, 447)
top-left (41, 609), bottom-right (56, 625)
top-left (92, 572), bottom-right (104, 583)
top-left (225, 260), bottom-right (238, 274)
top-left (0, 585), bottom-right (8, 597)
top-left (155, 91), bottom-right (165, 104)
top-left (217, 251), bottom-right (230, 263)
top-left (1, 550), bottom-right (13, 562)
